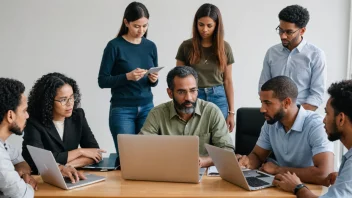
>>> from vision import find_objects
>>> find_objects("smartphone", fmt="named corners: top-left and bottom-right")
top-left (145, 66), bottom-right (165, 75)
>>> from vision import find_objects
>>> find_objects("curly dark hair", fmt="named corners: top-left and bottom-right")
top-left (261, 76), bottom-right (298, 102)
top-left (0, 78), bottom-right (25, 124)
top-left (167, 66), bottom-right (198, 90)
top-left (327, 80), bottom-right (352, 120)
top-left (27, 73), bottom-right (81, 127)
top-left (279, 5), bottom-right (310, 28)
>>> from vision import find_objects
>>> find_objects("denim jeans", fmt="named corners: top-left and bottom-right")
top-left (198, 85), bottom-right (228, 119)
top-left (109, 103), bottom-right (154, 157)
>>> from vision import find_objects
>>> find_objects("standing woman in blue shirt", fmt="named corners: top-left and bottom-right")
top-left (176, 3), bottom-right (235, 131)
top-left (98, 2), bottom-right (158, 158)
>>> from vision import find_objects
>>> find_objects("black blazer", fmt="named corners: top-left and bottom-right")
top-left (22, 108), bottom-right (100, 174)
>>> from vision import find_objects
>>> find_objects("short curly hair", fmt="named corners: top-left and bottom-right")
top-left (27, 73), bottom-right (81, 127)
top-left (0, 78), bottom-right (25, 124)
top-left (279, 5), bottom-right (310, 28)
top-left (328, 80), bottom-right (352, 120)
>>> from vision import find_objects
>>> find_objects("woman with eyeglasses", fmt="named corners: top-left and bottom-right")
top-left (98, 2), bottom-right (158, 161)
top-left (22, 72), bottom-right (105, 174)
top-left (176, 3), bottom-right (235, 131)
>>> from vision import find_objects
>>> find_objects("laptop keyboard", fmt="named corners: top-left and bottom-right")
top-left (246, 177), bottom-right (270, 187)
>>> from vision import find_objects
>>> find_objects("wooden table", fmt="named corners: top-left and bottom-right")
top-left (34, 171), bottom-right (323, 198)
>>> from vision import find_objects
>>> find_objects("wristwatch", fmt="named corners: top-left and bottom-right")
top-left (294, 183), bottom-right (307, 195)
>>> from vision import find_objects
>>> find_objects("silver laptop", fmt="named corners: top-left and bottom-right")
top-left (27, 145), bottom-right (105, 190)
top-left (205, 144), bottom-right (274, 190)
top-left (118, 134), bottom-right (206, 183)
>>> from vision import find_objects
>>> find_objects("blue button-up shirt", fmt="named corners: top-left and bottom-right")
top-left (259, 38), bottom-right (327, 107)
top-left (320, 148), bottom-right (352, 197)
top-left (0, 140), bottom-right (34, 198)
top-left (256, 107), bottom-right (333, 168)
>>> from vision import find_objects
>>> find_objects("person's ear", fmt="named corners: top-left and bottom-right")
top-left (300, 27), bottom-right (306, 36)
top-left (283, 97), bottom-right (292, 109)
top-left (337, 112), bottom-right (346, 127)
top-left (5, 110), bottom-right (15, 124)
top-left (123, 19), bottom-right (129, 27)
top-left (167, 88), bottom-right (173, 99)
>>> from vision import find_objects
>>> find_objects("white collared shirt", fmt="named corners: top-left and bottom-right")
top-left (0, 139), bottom-right (34, 198)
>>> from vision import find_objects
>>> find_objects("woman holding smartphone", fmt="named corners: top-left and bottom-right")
top-left (98, 2), bottom-right (158, 160)
top-left (176, 3), bottom-right (235, 131)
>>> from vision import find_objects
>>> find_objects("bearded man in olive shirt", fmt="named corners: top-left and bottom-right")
top-left (140, 66), bottom-right (234, 167)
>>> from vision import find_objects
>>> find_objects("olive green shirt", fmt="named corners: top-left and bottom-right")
top-left (175, 39), bottom-right (235, 88)
top-left (140, 99), bottom-right (235, 156)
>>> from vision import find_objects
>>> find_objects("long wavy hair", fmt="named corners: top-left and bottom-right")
top-left (117, 2), bottom-right (150, 38)
top-left (27, 73), bottom-right (81, 127)
top-left (190, 3), bottom-right (227, 72)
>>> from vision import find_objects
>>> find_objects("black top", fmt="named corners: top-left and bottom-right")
top-left (98, 37), bottom-right (158, 107)
top-left (22, 108), bottom-right (99, 174)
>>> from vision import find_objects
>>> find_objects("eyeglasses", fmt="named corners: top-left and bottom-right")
top-left (54, 96), bottom-right (76, 106)
top-left (276, 26), bottom-right (300, 36)
top-left (176, 89), bottom-right (198, 97)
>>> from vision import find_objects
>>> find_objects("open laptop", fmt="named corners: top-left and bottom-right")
top-left (205, 144), bottom-right (274, 190)
top-left (27, 145), bottom-right (106, 190)
top-left (83, 153), bottom-right (118, 171)
top-left (118, 134), bottom-right (206, 183)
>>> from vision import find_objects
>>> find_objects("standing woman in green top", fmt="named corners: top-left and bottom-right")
top-left (98, 2), bottom-right (159, 162)
top-left (176, 3), bottom-right (235, 131)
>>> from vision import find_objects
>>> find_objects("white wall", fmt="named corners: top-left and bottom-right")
top-left (0, 0), bottom-right (350, 155)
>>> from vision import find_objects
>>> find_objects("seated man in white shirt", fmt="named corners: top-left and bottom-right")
top-left (0, 78), bottom-right (86, 198)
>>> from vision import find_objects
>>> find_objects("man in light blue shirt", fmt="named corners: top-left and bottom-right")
top-left (273, 80), bottom-right (352, 197)
top-left (238, 76), bottom-right (334, 185)
top-left (258, 5), bottom-right (327, 111)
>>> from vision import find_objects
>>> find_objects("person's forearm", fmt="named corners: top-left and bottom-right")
top-left (67, 149), bottom-right (83, 163)
top-left (200, 156), bottom-right (214, 168)
top-left (224, 80), bottom-right (234, 112)
top-left (14, 161), bottom-right (31, 176)
top-left (247, 153), bottom-right (263, 169)
top-left (297, 187), bottom-right (318, 198)
top-left (302, 103), bottom-right (318, 111)
top-left (66, 156), bottom-right (95, 168)
top-left (277, 166), bottom-right (328, 185)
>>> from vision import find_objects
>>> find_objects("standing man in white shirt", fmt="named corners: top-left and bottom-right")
top-left (0, 78), bottom-right (86, 198)
top-left (258, 5), bottom-right (327, 111)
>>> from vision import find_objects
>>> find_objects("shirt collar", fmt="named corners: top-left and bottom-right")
top-left (344, 148), bottom-right (352, 159)
top-left (169, 99), bottom-right (201, 120)
top-left (295, 37), bottom-right (307, 52)
top-left (276, 106), bottom-right (307, 132)
top-left (281, 37), bottom-right (307, 53)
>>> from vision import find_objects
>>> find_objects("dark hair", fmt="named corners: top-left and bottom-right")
top-left (117, 2), bottom-right (150, 38)
top-left (190, 3), bottom-right (227, 72)
top-left (261, 76), bottom-right (298, 101)
top-left (0, 78), bottom-right (25, 124)
top-left (279, 5), bottom-right (310, 28)
top-left (27, 73), bottom-right (81, 127)
top-left (327, 80), bottom-right (352, 120)
top-left (167, 66), bottom-right (198, 90)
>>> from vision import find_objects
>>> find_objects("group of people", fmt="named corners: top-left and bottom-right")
top-left (0, 2), bottom-right (350, 198)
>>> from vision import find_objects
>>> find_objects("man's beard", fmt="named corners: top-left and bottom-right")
top-left (173, 98), bottom-right (197, 114)
top-left (328, 118), bottom-right (342, 141)
top-left (9, 122), bottom-right (23, 136)
top-left (264, 107), bottom-right (285, 125)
